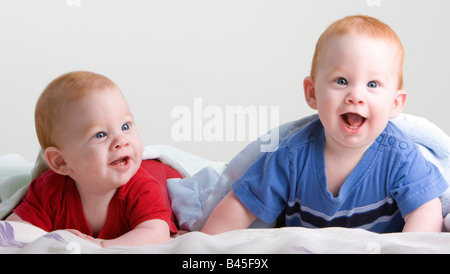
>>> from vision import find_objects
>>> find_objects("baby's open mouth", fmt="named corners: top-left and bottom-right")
top-left (341, 113), bottom-right (367, 129)
top-left (109, 156), bottom-right (129, 166)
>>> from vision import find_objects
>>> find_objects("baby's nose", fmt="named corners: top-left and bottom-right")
top-left (344, 89), bottom-right (365, 105)
top-left (112, 136), bottom-right (129, 150)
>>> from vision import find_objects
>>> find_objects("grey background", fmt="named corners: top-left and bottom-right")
top-left (1, 0), bottom-right (449, 162)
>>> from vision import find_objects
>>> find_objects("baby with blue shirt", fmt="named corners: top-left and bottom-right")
top-left (202, 15), bottom-right (448, 234)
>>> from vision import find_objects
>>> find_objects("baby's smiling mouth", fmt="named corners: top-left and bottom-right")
top-left (341, 113), bottom-right (367, 129)
top-left (109, 156), bottom-right (129, 166)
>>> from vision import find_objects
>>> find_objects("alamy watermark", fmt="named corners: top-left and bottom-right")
top-left (67, 0), bottom-right (81, 7)
top-left (366, 0), bottom-right (381, 7)
top-left (171, 98), bottom-right (280, 152)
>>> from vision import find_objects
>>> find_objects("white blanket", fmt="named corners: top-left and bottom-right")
top-left (2, 220), bottom-right (450, 254)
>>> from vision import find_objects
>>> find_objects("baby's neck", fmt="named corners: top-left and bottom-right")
top-left (75, 183), bottom-right (117, 237)
top-left (323, 140), bottom-right (373, 197)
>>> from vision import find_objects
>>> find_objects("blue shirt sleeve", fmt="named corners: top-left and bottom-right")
top-left (390, 143), bottom-right (448, 217)
top-left (232, 144), bottom-right (294, 223)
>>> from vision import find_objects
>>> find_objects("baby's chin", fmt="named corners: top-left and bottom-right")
top-left (110, 159), bottom-right (141, 186)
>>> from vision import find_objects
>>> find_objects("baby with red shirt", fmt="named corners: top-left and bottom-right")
top-left (7, 71), bottom-right (181, 247)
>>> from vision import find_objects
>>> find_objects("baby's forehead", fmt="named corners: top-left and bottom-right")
top-left (320, 33), bottom-right (403, 66)
top-left (57, 87), bottom-right (131, 129)
top-left (326, 32), bottom-right (400, 51)
top-left (71, 85), bottom-right (124, 104)
top-left (59, 87), bottom-right (127, 119)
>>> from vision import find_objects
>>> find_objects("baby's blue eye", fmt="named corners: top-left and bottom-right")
top-left (367, 81), bottom-right (378, 88)
top-left (122, 123), bottom-right (130, 131)
top-left (95, 131), bottom-right (107, 138)
top-left (335, 78), bottom-right (348, 85)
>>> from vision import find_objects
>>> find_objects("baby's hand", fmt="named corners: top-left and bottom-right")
top-left (66, 229), bottom-right (102, 247)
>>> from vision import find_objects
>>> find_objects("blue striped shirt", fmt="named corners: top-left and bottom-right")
top-left (232, 119), bottom-right (448, 233)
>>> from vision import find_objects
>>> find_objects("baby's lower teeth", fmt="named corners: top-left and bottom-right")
top-left (113, 159), bottom-right (126, 165)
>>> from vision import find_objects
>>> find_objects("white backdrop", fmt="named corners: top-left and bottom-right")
top-left (1, 0), bottom-right (449, 162)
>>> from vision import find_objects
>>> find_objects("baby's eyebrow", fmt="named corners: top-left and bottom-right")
top-left (83, 123), bottom-right (104, 137)
top-left (327, 66), bottom-right (349, 76)
top-left (123, 112), bottom-right (134, 119)
top-left (121, 112), bottom-right (136, 124)
top-left (367, 72), bottom-right (389, 83)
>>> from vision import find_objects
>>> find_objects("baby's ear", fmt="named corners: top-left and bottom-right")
top-left (389, 89), bottom-right (407, 119)
top-left (303, 76), bottom-right (318, 110)
top-left (44, 147), bottom-right (71, 176)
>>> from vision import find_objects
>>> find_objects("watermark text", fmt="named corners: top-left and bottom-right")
top-left (171, 98), bottom-right (280, 152)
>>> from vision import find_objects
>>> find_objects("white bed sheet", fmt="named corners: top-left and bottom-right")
top-left (1, 220), bottom-right (450, 254)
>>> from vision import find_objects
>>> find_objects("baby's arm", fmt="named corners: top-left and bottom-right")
top-left (402, 198), bottom-right (443, 232)
top-left (201, 191), bottom-right (257, 235)
top-left (7, 213), bottom-right (170, 247)
top-left (5, 213), bottom-right (27, 223)
top-left (99, 219), bottom-right (170, 248)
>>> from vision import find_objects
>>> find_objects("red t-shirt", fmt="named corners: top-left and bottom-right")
top-left (13, 160), bottom-right (182, 239)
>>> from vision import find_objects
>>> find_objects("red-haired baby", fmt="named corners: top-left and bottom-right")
top-left (7, 71), bottom-right (181, 247)
top-left (202, 15), bottom-right (448, 234)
